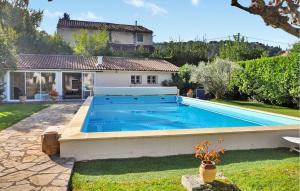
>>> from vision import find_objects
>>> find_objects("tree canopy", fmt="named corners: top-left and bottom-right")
top-left (0, 0), bottom-right (73, 56)
top-left (231, 0), bottom-right (300, 37)
top-left (73, 29), bottom-right (109, 56)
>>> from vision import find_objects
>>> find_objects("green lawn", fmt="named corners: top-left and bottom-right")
top-left (72, 149), bottom-right (299, 191)
top-left (0, 103), bottom-right (49, 130)
top-left (210, 99), bottom-right (300, 118)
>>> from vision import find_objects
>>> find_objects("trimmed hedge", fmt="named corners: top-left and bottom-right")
top-left (233, 54), bottom-right (300, 107)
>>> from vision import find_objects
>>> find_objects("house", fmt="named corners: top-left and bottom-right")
top-left (57, 19), bottom-right (154, 51)
top-left (2, 54), bottom-right (178, 101)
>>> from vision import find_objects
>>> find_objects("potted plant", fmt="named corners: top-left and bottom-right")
top-left (19, 92), bottom-right (26, 103)
top-left (187, 89), bottom-right (193, 97)
top-left (195, 139), bottom-right (225, 183)
top-left (49, 89), bottom-right (59, 102)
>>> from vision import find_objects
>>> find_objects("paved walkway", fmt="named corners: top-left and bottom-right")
top-left (0, 103), bottom-right (81, 191)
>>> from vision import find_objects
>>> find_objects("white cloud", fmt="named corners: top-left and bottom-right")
top-left (74, 11), bottom-right (104, 21)
top-left (191, 0), bottom-right (199, 6)
top-left (145, 3), bottom-right (167, 15)
top-left (125, 0), bottom-right (144, 7)
top-left (44, 10), bottom-right (63, 18)
top-left (124, 0), bottom-right (167, 15)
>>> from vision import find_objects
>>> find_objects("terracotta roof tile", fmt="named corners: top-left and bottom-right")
top-left (57, 19), bottom-right (153, 33)
top-left (16, 54), bottom-right (178, 72)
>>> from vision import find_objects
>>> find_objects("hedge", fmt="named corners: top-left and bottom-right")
top-left (233, 54), bottom-right (300, 107)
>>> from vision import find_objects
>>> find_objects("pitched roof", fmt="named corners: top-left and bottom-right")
top-left (57, 19), bottom-right (153, 33)
top-left (15, 54), bottom-right (178, 72)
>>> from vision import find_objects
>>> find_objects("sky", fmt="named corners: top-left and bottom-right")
top-left (29, 0), bottom-right (299, 49)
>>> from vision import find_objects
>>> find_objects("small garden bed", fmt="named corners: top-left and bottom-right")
top-left (72, 149), bottom-right (299, 191)
top-left (0, 103), bottom-right (49, 130)
top-left (210, 99), bottom-right (300, 118)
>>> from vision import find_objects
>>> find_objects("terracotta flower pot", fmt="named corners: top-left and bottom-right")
top-left (187, 91), bottom-right (193, 98)
top-left (50, 96), bottom-right (58, 102)
top-left (199, 160), bottom-right (217, 183)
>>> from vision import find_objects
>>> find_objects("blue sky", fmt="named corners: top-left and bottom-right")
top-left (29, 0), bottom-right (298, 49)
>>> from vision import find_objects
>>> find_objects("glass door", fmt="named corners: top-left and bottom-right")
top-left (82, 72), bottom-right (94, 99)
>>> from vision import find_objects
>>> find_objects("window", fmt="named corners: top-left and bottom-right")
top-left (131, 75), bottom-right (142, 84)
top-left (26, 72), bottom-right (41, 100)
top-left (82, 73), bottom-right (94, 99)
top-left (108, 32), bottom-right (112, 42)
top-left (9, 71), bottom-right (56, 100)
top-left (71, 79), bottom-right (80, 90)
top-left (137, 33), bottom-right (143, 42)
top-left (10, 72), bottom-right (25, 100)
top-left (147, 75), bottom-right (157, 84)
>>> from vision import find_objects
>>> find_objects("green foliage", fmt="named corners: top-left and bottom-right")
top-left (0, 81), bottom-right (5, 102)
top-left (154, 40), bottom-right (208, 66)
top-left (151, 38), bottom-right (282, 66)
top-left (0, 24), bottom-right (17, 70)
top-left (17, 31), bottom-right (73, 54)
top-left (190, 59), bottom-right (241, 99)
top-left (219, 35), bottom-right (266, 61)
top-left (162, 64), bottom-right (197, 94)
top-left (73, 29), bottom-right (109, 56)
top-left (233, 54), bottom-right (300, 107)
top-left (289, 41), bottom-right (300, 54)
top-left (0, 1), bottom-right (73, 55)
top-left (111, 46), bottom-right (152, 58)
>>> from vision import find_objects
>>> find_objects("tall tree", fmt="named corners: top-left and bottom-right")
top-left (231, 0), bottom-right (300, 37)
top-left (0, 24), bottom-right (17, 70)
top-left (73, 29), bottom-right (108, 56)
top-left (219, 34), bottom-right (266, 61)
top-left (0, 0), bottom-right (72, 54)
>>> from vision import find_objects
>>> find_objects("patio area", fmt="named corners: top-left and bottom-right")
top-left (0, 102), bottom-right (81, 191)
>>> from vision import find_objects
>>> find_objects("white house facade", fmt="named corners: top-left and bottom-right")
top-left (2, 54), bottom-right (178, 102)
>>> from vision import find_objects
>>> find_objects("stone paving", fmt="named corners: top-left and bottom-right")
top-left (0, 103), bottom-right (81, 191)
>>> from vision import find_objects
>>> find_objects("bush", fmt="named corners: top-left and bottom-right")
top-left (162, 64), bottom-right (198, 95)
top-left (190, 58), bottom-right (241, 99)
top-left (233, 54), bottom-right (300, 107)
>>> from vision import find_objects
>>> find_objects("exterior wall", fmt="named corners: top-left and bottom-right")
top-left (94, 71), bottom-right (172, 87)
top-left (111, 31), bottom-right (134, 44)
top-left (60, 129), bottom-right (299, 161)
top-left (57, 28), bottom-right (153, 47)
top-left (3, 70), bottom-right (173, 101)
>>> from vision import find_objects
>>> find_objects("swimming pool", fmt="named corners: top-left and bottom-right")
top-left (60, 95), bottom-right (300, 160)
top-left (81, 96), bottom-right (300, 133)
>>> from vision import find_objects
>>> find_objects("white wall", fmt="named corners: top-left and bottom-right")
top-left (60, 129), bottom-right (299, 161)
top-left (94, 71), bottom-right (173, 87)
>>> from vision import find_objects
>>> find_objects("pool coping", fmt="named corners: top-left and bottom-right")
top-left (60, 96), bottom-right (300, 142)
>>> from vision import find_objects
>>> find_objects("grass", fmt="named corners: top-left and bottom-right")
top-left (210, 99), bottom-right (300, 118)
top-left (0, 103), bottom-right (49, 130)
top-left (72, 149), bottom-right (300, 191)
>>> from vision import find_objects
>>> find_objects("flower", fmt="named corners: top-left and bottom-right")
top-left (195, 138), bottom-right (225, 164)
top-left (49, 89), bottom-right (58, 97)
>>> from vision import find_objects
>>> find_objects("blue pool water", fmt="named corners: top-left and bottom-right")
top-left (81, 96), bottom-right (300, 133)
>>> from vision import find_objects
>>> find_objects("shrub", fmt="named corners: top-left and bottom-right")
top-left (233, 54), bottom-right (300, 107)
top-left (190, 58), bottom-right (241, 99)
top-left (161, 64), bottom-right (198, 95)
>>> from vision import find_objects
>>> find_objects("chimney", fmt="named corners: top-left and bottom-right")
top-left (135, 20), bottom-right (137, 26)
top-left (97, 56), bottom-right (103, 66)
